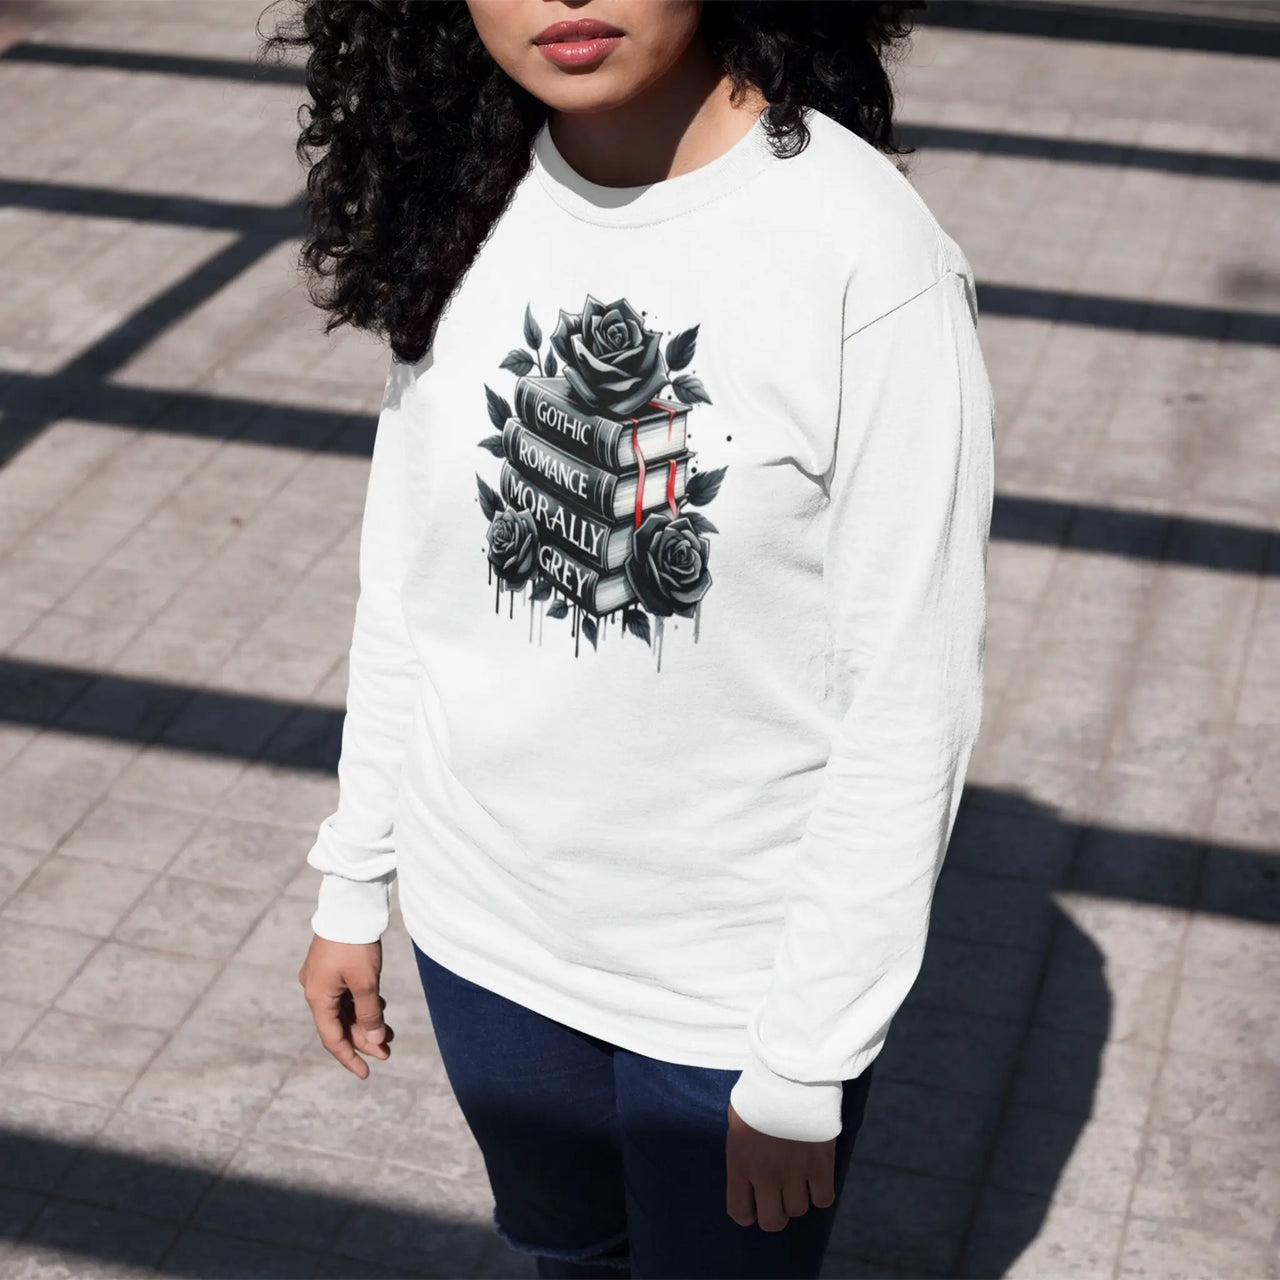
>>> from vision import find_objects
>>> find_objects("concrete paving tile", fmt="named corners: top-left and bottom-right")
top-left (170, 813), bottom-right (314, 893)
top-left (98, 520), bottom-right (234, 581)
top-left (3, 856), bottom-right (153, 937)
top-left (1118, 1215), bottom-right (1272, 1280)
top-left (0, 842), bottom-right (43, 908)
top-left (1011, 1027), bottom-right (1161, 1129)
top-left (0, 921), bottom-right (99, 1007)
top-left (931, 867), bottom-right (1059, 951)
top-left (829, 1163), bottom-right (975, 1277)
top-left (0, 1088), bottom-right (111, 1193)
top-left (0, 996), bottom-right (44, 1056)
top-left (874, 1005), bottom-right (1023, 1100)
top-left (1068, 826), bottom-right (1201, 907)
top-left (215, 763), bottom-right (339, 833)
top-left (1150, 1053), bottom-right (1280, 1154)
top-left (0, 553), bottom-right (92, 611)
top-left (1033, 950), bottom-right (1177, 1050)
top-left (0, 598), bottom-right (43, 647)
top-left (124, 1026), bottom-right (295, 1136)
top-left (1088, 765), bottom-right (1218, 842)
top-left (58, 1111), bottom-right (239, 1221)
top-left (959, 1186), bottom-right (1124, 1279)
top-left (106, 623), bottom-right (242, 685)
top-left (194, 1139), bottom-right (381, 1248)
top-left (330, 1161), bottom-right (493, 1276)
top-left (184, 959), bottom-right (317, 1053)
top-left (5, 732), bottom-right (140, 798)
top-left (252, 1058), bottom-right (420, 1156)
top-left (17, 511), bottom-right (136, 569)
top-left (114, 875), bottom-right (269, 961)
top-left (212, 633), bottom-right (341, 702)
top-left (1053, 893), bottom-right (1189, 974)
top-left (23, 1199), bottom-right (178, 1271)
top-left (241, 578), bottom-right (362, 657)
top-left (109, 745), bottom-right (246, 814)
top-left (160, 1229), bottom-right (318, 1279)
top-left (157, 688), bottom-right (292, 758)
top-left (988, 1105), bottom-right (1143, 1214)
top-left (56, 672), bottom-right (191, 743)
top-left (914, 934), bottom-right (1044, 1023)
top-left (55, 564), bottom-right (186, 626)
top-left (852, 1079), bottom-right (1003, 1184)
top-left (234, 897), bottom-right (319, 969)
top-left (1182, 915), bottom-right (1280, 991)
top-left (3, 1009), bottom-right (165, 1109)
top-left (1168, 979), bottom-right (1280, 1069)
top-left (56, 942), bottom-right (217, 1030)
top-left (1196, 843), bottom-right (1280, 924)
top-left (56, 795), bottom-right (203, 872)
top-left (1108, 661), bottom-right (1235, 780)
top-left (1131, 1128), bottom-right (1280, 1245)
top-left (0, 1186), bottom-right (46, 1240)
top-left (381, 1083), bottom-right (487, 1182)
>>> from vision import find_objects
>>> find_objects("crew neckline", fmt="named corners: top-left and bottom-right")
top-left (532, 108), bottom-right (777, 227)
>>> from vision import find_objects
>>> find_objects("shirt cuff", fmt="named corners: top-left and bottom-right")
top-left (728, 1057), bottom-right (847, 1143)
top-left (310, 871), bottom-right (393, 944)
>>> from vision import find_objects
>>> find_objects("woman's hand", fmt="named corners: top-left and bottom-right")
top-left (299, 935), bottom-right (394, 1079)
top-left (725, 1102), bottom-right (837, 1232)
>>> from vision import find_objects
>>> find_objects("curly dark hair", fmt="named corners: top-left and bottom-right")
top-left (258, 2), bottom-right (919, 365)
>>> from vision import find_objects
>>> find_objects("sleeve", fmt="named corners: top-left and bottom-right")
top-left (305, 353), bottom-right (426, 944)
top-left (727, 269), bottom-right (996, 1141)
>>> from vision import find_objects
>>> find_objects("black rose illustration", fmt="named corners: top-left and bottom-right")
top-left (550, 294), bottom-right (668, 416)
top-left (624, 512), bottom-right (712, 618)
top-left (487, 509), bottom-right (539, 588)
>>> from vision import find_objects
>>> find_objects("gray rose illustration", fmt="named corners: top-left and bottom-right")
top-left (487, 509), bottom-right (539, 588)
top-left (623, 512), bottom-right (712, 618)
top-left (550, 294), bottom-right (668, 417)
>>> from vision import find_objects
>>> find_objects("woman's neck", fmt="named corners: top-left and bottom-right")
top-left (546, 38), bottom-right (768, 189)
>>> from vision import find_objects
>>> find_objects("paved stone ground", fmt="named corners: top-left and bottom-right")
top-left (0, 2), bottom-right (1277, 1277)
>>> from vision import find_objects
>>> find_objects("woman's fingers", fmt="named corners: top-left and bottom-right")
top-left (312, 987), bottom-right (371, 1078)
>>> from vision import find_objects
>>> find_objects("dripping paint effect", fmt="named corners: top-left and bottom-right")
top-left (573, 603), bottom-right (581, 659)
top-left (666, 459), bottom-right (678, 516)
top-left (655, 616), bottom-right (664, 673)
top-left (494, 576), bottom-right (500, 614)
top-left (694, 599), bottom-right (702, 643)
top-left (538, 597), bottom-right (546, 646)
top-left (509, 584), bottom-right (515, 619)
top-left (528, 588), bottom-right (535, 642)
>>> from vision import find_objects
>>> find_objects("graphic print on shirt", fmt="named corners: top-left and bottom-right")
top-left (475, 293), bottom-right (727, 669)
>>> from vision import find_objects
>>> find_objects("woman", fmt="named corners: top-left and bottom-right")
top-left (263, 2), bottom-right (994, 1276)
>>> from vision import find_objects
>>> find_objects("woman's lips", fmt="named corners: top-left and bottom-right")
top-left (535, 35), bottom-right (622, 68)
top-left (533, 19), bottom-right (624, 69)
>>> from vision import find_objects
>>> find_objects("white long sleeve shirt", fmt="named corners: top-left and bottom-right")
top-left (307, 105), bottom-right (995, 1143)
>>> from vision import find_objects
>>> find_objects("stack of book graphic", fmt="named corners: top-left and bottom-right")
top-left (499, 375), bottom-right (693, 615)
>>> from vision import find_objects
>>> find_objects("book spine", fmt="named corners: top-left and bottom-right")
top-left (500, 463), bottom-right (623, 574)
top-left (515, 377), bottom-right (621, 469)
top-left (503, 417), bottom-right (617, 519)
top-left (535, 541), bottom-right (633, 615)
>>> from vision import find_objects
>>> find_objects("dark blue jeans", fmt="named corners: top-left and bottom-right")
top-left (413, 941), bottom-right (876, 1279)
